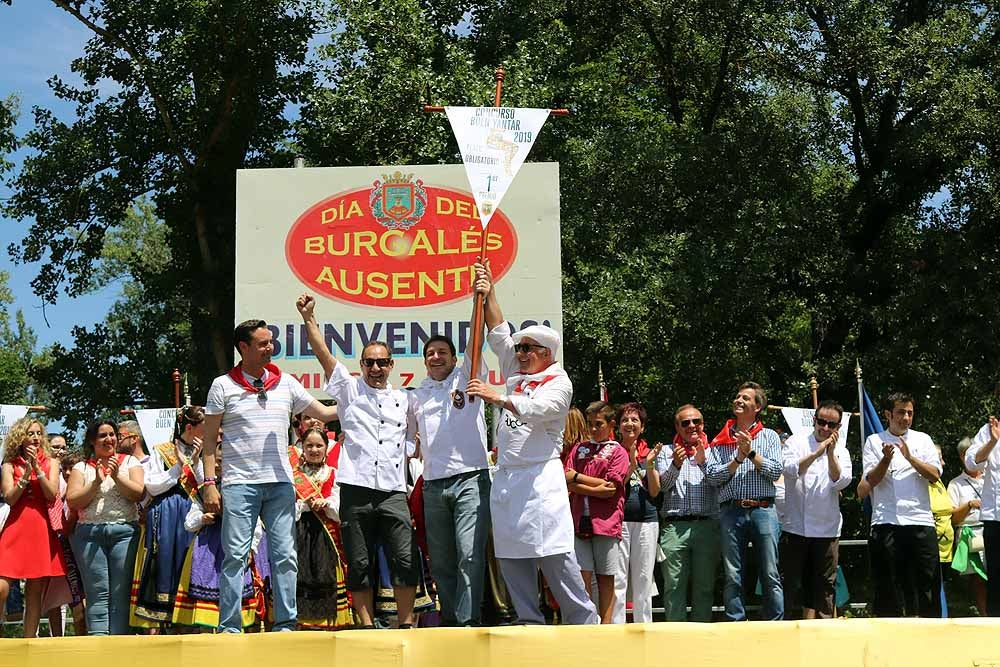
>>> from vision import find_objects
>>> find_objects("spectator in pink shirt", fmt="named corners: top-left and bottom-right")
top-left (564, 402), bottom-right (629, 623)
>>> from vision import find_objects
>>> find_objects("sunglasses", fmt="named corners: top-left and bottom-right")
top-left (679, 418), bottom-right (703, 428)
top-left (252, 378), bottom-right (267, 399)
top-left (815, 417), bottom-right (840, 429)
top-left (513, 343), bottom-right (547, 354)
top-left (362, 358), bottom-right (392, 369)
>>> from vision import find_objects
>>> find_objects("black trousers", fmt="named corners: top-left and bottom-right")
top-left (339, 483), bottom-right (420, 591)
top-left (869, 524), bottom-right (940, 617)
top-left (984, 521), bottom-right (1000, 616)
top-left (780, 533), bottom-right (838, 619)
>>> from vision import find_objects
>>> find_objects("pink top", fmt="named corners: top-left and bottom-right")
top-left (565, 440), bottom-right (629, 538)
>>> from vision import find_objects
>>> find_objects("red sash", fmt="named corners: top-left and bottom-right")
top-left (709, 419), bottom-right (764, 447)
top-left (227, 363), bottom-right (282, 393)
top-left (154, 442), bottom-right (201, 503)
top-left (291, 461), bottom-right (343, 557)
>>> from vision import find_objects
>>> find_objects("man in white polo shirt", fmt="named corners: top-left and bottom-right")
top-left (201, 319), bottom-right (339, 633)
top-left (412, 329), bottom-right (491, 626)
top-left (964, 415), bottom-right (1000, 614)
top-left (780, 399), bottom-right (852, 619)
top-left (862, 391), bottom-right (941, 617)
top-left (296, 295), bottom-right (419, 629)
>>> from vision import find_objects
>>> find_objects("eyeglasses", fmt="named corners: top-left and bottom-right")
top-left (119, 431), bottom-right (138, 440)
top-left (679, 418), bottom-right (703, 428)
top-left (362, 358), bottom-right (392, 369)
top-left (513, 343), bottom-right (547, 354)
top-left (252, 378), bottom-right (267, 399)
top-left (815, 418), bottom-right (840, 429)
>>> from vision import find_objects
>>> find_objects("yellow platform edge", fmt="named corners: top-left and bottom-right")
top-left (2, 619), bottom-right (997, 667)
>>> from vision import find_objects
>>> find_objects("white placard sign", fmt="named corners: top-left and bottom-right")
top-left (136, 408), bottom-right (178, 448)
top-left (781, 406), bottom-right (851, 445)
top-left (445, 107), bottom-right (551, 226)
top-left (0, 404), bottom-right (30, 462)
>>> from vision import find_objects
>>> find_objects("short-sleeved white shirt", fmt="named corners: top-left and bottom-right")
top-left (324, 363), bottom-right (416, 492)
top-left (862, 428), bottom-right (940, 527)
top-left (205, 368), bottom-right (314, 487)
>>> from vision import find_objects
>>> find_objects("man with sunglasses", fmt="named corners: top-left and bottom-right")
top-left (295, 295), bottom-right (420, 629)
top-left (779, 400), bottom-right (852, 619)
top-left (200, 318), bottom-right (340, 633)
top-left (465, 261), bottom-right (598, 625)
top-left (705, 382), bottom-right (784, 621)
top-left (654, 404), bottom-right (720, 621)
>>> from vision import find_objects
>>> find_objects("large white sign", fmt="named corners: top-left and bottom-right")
top-left (0, 404), bottom-right (30, 461)
top-left (235, 163), bottom-right (562, 396)
top-left (444, 107), bottom-right (551, 226)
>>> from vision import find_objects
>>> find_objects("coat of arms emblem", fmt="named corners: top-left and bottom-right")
top-left (370, 171), bottom-right (428, 229)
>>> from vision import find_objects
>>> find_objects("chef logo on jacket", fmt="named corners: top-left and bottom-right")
top-left (451, 390), bottom-right (466, 410)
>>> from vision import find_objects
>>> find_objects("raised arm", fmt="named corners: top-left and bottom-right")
top-left (297, 294), bottom-right (337, 381)
top-left (476, 260), bottom-right (504, 332)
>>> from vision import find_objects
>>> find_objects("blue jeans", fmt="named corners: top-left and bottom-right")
top-left (220, 483), bottom-right (297, 632)
top-left (719, 503), bottom-right (783, 620)
top-left (422, 469), bottom-right (491, 625)
top-left (71, 522), bottom-right (140, 635)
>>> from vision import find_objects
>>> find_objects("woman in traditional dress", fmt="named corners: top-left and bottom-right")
top-left (0, 417), bottom-right (66, 638)
top-left (66, 419), bottom-right (145, 635)
top-left (172, 446), bottom-right (265, 630)
top-left (130, 406), bottom-right (206, 631)
top-left (293, 427), bottom-right (353, 629)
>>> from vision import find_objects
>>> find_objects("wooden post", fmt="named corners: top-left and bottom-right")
top-left (172, 369), bottom-right (182, 409)
top-left (809, 375), bottom-right (819, 409)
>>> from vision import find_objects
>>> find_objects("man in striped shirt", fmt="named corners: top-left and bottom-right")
top-left (201, 319), bottom-right (340, 633)
top-left (705, 381), bottom-right (784, 621)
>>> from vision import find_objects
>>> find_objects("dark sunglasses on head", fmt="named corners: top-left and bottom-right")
top-left (679, 418), bottom-right (703, 428)
top-left (815, 417), bottom-right (840, 429)
top-left (252, 378), bottom-right (267, 399)
top-left (513, 343), bottom-right (547, 354)
top-left (362, 357), bottom-right (392, 369)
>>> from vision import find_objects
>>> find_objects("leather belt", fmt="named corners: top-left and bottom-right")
top-left (728, 499), bottom-right (772, 509)
top-left (663, 515), bottom-right (713, 522)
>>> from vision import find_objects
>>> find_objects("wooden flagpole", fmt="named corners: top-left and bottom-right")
top-left (423, 67), bottom-right (570, 397)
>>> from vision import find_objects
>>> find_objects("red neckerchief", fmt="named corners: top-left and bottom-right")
top-left (12, 452), bottom-right (50, 483)
top-left (673, 431), bottom-right (710, 456)
top-left (513, 374), bottom-right (557, 395)
top-left (86, 453), bottom-right (128, 474)
top-left (710, 419), bottom-right (764, 446)
top-left (228, 363), bottom-right (282, 393)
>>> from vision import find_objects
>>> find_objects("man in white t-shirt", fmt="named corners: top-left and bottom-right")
top-left (200, 319), bottom-right (338, 633)
top-left (296, 296), bottom-right (419, 629)
top-left (862, 391), bottom-right (941, 617)
top-left (964, 416), bottom-right (1000, 614)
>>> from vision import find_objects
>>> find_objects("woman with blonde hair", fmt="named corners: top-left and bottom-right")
top-left (0, 417), bottom-right (66, 637)
top-left (562, 407), bottom-right (589, 461)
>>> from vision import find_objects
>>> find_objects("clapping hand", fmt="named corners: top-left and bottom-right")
top-left (881, 443), bottom-right (896, 462)
top-left (736, 430), bottom-right (753, 457)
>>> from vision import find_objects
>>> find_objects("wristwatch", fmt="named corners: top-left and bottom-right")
top-left (748, 451), bottom-right (757, 461)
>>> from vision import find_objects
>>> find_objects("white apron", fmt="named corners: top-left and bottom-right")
top-left (491, 457), bottom-right (575, 559)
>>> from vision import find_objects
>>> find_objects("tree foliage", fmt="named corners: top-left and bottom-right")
top-left (3, 0), bottom-right (1000, 489)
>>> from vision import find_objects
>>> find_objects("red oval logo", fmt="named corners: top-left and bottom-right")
top-left (285, 176), bottom-right (518, 308)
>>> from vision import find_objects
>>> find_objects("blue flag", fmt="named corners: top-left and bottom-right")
top-left (861, 385), bottom-right (885, 440)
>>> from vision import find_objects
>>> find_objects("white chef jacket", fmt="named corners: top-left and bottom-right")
top-left (863, 428), bottom-right (940, 527)
top-left (486, 322), bottom-right (574, 559)
top-left (324, 362), bottom-right (416, 493)
top-left (781, 431), bottom-right (852, 538)
top-left (411, 355), bottom-right (489, 481)
top-left (965, 423), bottom-right (1000, 522)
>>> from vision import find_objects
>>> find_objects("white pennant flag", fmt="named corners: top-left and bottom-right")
top-left (781, 406), bottom-right (851, 444)
top-left (135, 407), bottom-right (179, 448)
top-left (445, 106), bottom-right (551, 227)
top-left (0, 404), bottom-right (30, 462)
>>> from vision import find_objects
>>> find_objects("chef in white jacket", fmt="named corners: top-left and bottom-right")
top-left (467, 261), bottom-right (598, 625)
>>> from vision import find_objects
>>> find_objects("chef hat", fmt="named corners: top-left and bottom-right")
top-left (511, 325), bottom-right (561, 357)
